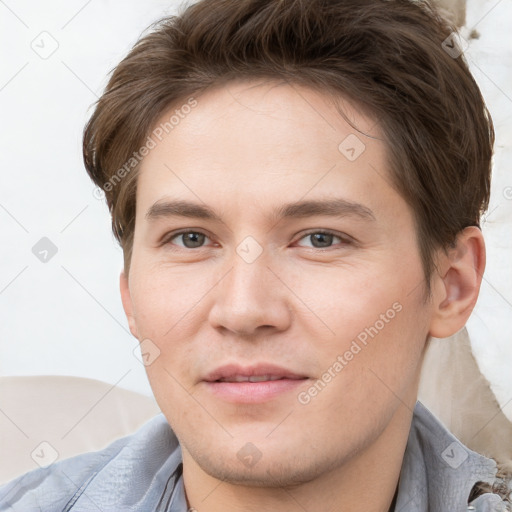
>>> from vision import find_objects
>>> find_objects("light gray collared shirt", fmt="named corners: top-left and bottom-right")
top-left (0, 401), bottom-right (509, 511)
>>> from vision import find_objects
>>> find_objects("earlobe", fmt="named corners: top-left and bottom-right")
top-left (120, 270), bottom-right (139, 340)
top-left (428, 226), bottom-right (486, 339)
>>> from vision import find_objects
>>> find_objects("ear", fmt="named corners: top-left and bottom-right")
top-left (428, 226), bottom-right (486, 339)
top-left (120, 270), bottom-right (139, 340)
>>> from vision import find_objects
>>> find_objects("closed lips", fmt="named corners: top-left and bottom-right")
top-left (217, 375), bottom-right (303, 382)
top-left (204, 363), bottom-right (308, 383)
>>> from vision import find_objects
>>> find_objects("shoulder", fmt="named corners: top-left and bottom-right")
top-left (0, 413), bottom-right (182, 512)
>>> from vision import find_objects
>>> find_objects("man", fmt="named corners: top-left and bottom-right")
top-left (1, 0), bottom-right (510, 510)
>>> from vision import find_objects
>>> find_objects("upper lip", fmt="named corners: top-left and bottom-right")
top-left (204, 363), bottom-right (308, 382)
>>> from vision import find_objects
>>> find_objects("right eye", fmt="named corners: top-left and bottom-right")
top-left (163, 230), bottom-right (213, 249)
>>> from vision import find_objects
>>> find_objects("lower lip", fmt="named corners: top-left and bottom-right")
top-left (204, 378), bottom-right (308, 403)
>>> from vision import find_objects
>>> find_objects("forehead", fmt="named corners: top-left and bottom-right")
top-left (152, 79), bottom-right (380, 154)
top-left (135, 80), bottom-right (402, 224)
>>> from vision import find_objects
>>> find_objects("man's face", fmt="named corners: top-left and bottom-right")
top-left (121, 80), bottom-right (435, 487)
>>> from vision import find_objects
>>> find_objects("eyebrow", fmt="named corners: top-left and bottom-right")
top-left (145, 198), bottom-right (376, 223)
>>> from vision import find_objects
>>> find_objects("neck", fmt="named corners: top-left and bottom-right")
top-left (181, 401), bottom-right (414, 512)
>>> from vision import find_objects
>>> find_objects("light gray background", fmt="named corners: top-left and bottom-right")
top-left (1, 0), bottom-right (511, 410)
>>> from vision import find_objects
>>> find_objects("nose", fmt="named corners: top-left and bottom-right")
top-left (207, 245), bottom-right (293, 337)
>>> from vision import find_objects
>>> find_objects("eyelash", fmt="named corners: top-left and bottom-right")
top-left (161, 229), bottom-right (352, 250)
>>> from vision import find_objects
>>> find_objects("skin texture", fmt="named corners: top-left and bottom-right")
top-left (120, 80), bottom-right (485, 512)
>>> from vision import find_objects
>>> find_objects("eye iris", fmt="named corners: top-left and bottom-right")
top-left (182, 232), bottom-right (205, 248)
top-left (311, 233), bottom-right (333, 248)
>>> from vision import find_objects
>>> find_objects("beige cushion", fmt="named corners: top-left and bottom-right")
top-left (0, 375), bottom-right (160, 485)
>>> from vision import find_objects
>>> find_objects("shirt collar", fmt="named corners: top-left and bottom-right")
top-left (395, 400), bottom-right (500, 511)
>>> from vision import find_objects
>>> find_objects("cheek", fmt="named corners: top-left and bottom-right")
top-left (308, 262), bottom-right (429, 397)
top-left (294, 261), bottom-right (408, 337)
top-left (129, 262), bottom-right (213, 339)
top-left (300, 303), bottom-right (427, 441)
top-left (128, 263), bottom-right (219, 400)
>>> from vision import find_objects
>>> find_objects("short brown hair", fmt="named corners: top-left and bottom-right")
top-left (83, 0), bottom-right (494, 287)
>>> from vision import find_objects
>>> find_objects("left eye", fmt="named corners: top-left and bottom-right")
top-left (296, 231), bottom-right (346, 249)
